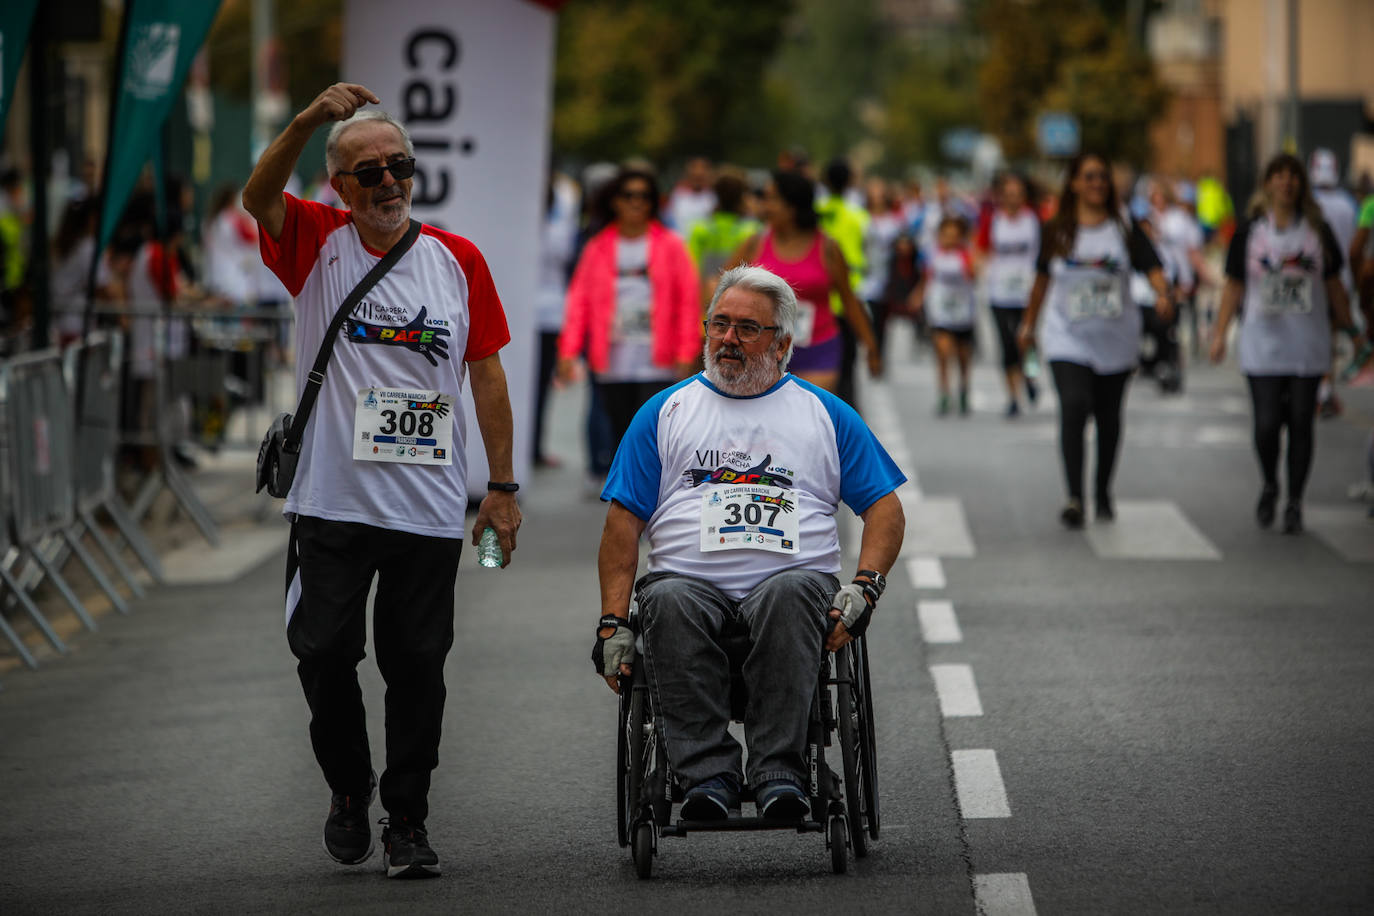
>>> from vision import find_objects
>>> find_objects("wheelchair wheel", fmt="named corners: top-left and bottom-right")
top-left (619, 677), bottom-right (648, 848)
top-left (857, 637), bottom-right (881, 840)
top-left (835, 644), bottom-right (868, 857)
top-left (828, 815), bottom-right (848, 874)
top-left (617, 683), bottom-right (631, 847)
top-left (632, 821), bottom-right (655, 879)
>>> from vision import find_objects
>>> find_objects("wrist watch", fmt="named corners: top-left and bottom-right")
top-left (854, 569), bottom-right (886, 598)
top-left (487, 481), bottom-right (520, 492)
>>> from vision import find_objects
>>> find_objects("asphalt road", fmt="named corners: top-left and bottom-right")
top-left (1, 326), bottom-right (1371, 914)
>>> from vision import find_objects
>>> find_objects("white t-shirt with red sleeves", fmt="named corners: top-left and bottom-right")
top-left (259, 194), bottom-right (510, 539)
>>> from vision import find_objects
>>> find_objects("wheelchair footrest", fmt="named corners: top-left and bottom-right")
top-left (663, 817), bottom-right (825, 836)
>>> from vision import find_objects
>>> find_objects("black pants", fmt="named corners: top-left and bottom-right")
top-left (1246, 375), bottom-right (1321, 501)
top-left (532, 330), bottom-right (559, 463)
top-left (991, 306), bottom-right (1025, 370)
top-left (1139, 305), bottom-right (1179, 381)
top-left (286, 516), bottom-right (463, 824)
top-left (1050, 360), bottom-right (1131, 503)
top-left (596, 379), bottom-right (670, 454)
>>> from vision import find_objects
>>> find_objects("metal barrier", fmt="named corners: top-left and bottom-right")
top-left (65, 333), bottom-right (164, 591)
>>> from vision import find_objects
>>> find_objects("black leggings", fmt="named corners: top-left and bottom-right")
top-left (596, 379), bottom-right (671, 453)
top-left (991, 306), bottom-right (1025, 370)
top-left (1245, 375), bottom-right (1321, 500)
top-left (1050, 360), bottom-right (1131, 502)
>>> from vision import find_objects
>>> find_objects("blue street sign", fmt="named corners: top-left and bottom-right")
top-left (1036, 112), bottom-right (1081, 158)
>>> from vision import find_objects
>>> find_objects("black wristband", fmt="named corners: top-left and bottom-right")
top-left (487, 481), bottom-right (520, 492)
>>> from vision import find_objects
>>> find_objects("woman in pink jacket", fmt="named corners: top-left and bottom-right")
top-left (557, 167), bottom-right (702, 448)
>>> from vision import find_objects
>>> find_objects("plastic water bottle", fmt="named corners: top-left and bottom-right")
top-left (1024, 347), bottom-right (1041, 380)
top-left (1340, 341), bottom-right (1373, 382)
top-left (476, 527), bottom-right (502, 568)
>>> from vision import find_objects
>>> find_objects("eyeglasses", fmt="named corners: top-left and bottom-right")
top-left (703, 318), bottom-right (780, 342)
top-left (336, 157), bottom-right (416, 188)
top-left (618, 189), bottom-right (653, 201)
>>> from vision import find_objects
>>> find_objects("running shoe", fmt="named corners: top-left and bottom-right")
top-left (1060, 500), bottom-right (1085, 529)
top-left (959, 390), bottom-right (970, 416)
top-left (1005, 401), bottom-right (1020, 419)
top-left (380, 816), bottom-right (441, 879)
top-left (324, 770), bottom-right (377, 865)
top-left (680, 774), bottom-right (740, 821)
top-left (1282, 501), bottom-right (1303, 535)
top-left (755, 778), bottom-right (809, 820)
top-left (1095, 495), bottom-right (1115, 522)
top-left (1256, 484), bottom-right (1278, 529)
top-left (937, 394), bottom-right (951, 417)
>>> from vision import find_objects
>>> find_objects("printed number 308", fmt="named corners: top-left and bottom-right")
top-left (379, 410), bottom-right (435, 437)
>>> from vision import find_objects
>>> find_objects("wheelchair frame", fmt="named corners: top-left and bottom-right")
top-left (616, 632), bottom-right (879, 877)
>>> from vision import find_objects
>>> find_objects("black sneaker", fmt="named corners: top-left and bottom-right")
top-left (1060, 499), bottom-right (1085, 529)
top-left (1256, 485), bottom-right (1278, 529)
top-left (1095, 494), bottom-right (1115, 522)
top-left (380, 817), bottom-right (441, 879)
top-left (1281, 501), bottom-right (1303, 535)
top-left (755, 778), bottom-right (809, 821)
top-left (324, 771), bottom-right (377, 865)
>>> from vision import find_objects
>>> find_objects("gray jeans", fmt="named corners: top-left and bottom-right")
top-left (637, 568), bottom-right (838, 790)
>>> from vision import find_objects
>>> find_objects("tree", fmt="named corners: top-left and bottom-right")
top-left (880, 33), bottom-right (982, 170)
top-left (552, 0), bottom-right (793, 167)
top-left (976, 0), bottom-right (1168, 166)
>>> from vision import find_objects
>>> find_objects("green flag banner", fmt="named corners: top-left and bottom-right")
top-left (0, 0), bottom-right (40, 140)
top-left (98, 0), bottom-right (222, 251)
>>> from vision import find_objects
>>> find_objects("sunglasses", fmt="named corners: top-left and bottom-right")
top-left (336, 157), bottom-right (416, 188)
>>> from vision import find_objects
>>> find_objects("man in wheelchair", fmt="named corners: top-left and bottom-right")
top-left (591, 264), bottom-right (906, 822)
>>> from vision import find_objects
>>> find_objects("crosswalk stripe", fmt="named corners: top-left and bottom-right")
top-left (907, 556), bottom-right (947, 590)
top-left (1083, 499), bottom-right (1221, 561)
top-left (1305, 504), bottom-right (1374, 562)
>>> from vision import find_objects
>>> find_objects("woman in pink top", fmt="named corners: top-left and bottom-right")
top-left (723, 170), bottom-right (882, 392)
top-left (557, 167), bottom-right (701, 448)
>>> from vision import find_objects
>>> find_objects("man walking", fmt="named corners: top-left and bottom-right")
top-left (243, 83), bottom-right (521, 878)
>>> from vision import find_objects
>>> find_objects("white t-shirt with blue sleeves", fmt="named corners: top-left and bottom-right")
top-left (602, 373), bottom-right (906, 599)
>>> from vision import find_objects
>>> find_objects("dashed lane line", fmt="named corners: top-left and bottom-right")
top-left (917, 599), bottom-right (962, 643)
top-left (907, 556), bottom-right (947, 589)
top-left (974, 873), bottom-right (1038, 916)
top-left (931, 664), bottom-right (984, 717)
top-left (951, 749), bottom-right (1012, 818)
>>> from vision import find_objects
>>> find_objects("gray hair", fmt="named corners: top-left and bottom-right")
top-left (708, 264), bottom-right (799, 371)
top-left (325, 110), bottom-right (414, 176)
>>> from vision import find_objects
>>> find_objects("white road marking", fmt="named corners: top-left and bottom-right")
top-left (917, 598), bottom-right (962, 643)
top-left (931, 664), bottom-right (983, 716)
top-left (899, 496), bottom-right (977, 558)
top-left (1304, 504), bottom-right (1374, 562)
top-left (952, 749), bottom-right (1012, 818)
top-left (974, 873), bottom-right (1038, 916)
top-left (907, 556), bottom-right (947, 590)
top-left (1083, 499), bottom-right (1222, 561)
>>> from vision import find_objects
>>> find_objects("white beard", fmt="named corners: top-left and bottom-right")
top-left (354, 195), bottom-right (411, 236)
top-left (703, 340), bottom-right (782, 396)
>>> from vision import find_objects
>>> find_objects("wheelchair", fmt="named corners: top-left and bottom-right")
top-left (615, 613), bottom-right (879, 876)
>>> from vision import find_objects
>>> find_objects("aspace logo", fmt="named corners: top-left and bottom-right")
top-left (683, 454), bottom-right (793, 489)
top-left (1063, 254), bottom-right (1123, 274)
top-left (1258, 252), bottom-right (1317, 274)
top-left (343, 305), bottom-right (451, 366)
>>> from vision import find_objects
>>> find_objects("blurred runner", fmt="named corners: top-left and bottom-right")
top-left (724, 170), bottom-right (882, 394)
top-left (858, 177), bottom-right (905, 362)
top-left (1149, 178), bottom-right (1206, 392)
top-left (664, 156), bottom-right (716, 233)
top-left (558, 166), bottom-right (701, 454)
top-left (1131, 210), bottom-right (1181, 391)
top-left (1210, 153), bottom-right (1365, 534)
top-left (978, 172), bottom-right (1041, 416)
top-left (1018, 152), bottom-right (1171, 529)
top-left (688, 170), bottom-right (759, 298)
top-left (913, 216), bottom-right (977, 416)
top-left (1309, 149), bottom-right (1359, 418)
top-left (533, 173), bottom-right (579, 468)
top-left (817, 158), bottom-right (870, 407)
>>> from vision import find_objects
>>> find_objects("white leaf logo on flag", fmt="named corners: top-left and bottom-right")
top-left (128, 23), bottom-right (181, 100)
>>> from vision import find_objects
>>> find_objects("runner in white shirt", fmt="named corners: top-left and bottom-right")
top-left (591, 264), bottom-right (905, 821)
top-left (1148, 179), bottom-right (1206, 392)
top-left (1018, 152), bottom-right (1171, 529)
top-left (978, 173), bottom-right (1041, 416)
top-left (1210, 153), bottom-right (1364, 534)
top-left (913, 216), bottom-right (978, 416)
top-left (242, 83), bottom-right (520, 880)
top-left (1308, 149), bottom-right (1359, 418)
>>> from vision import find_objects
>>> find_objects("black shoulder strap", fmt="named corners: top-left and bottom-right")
top-left (284, 219), bottom-right (422, 454)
